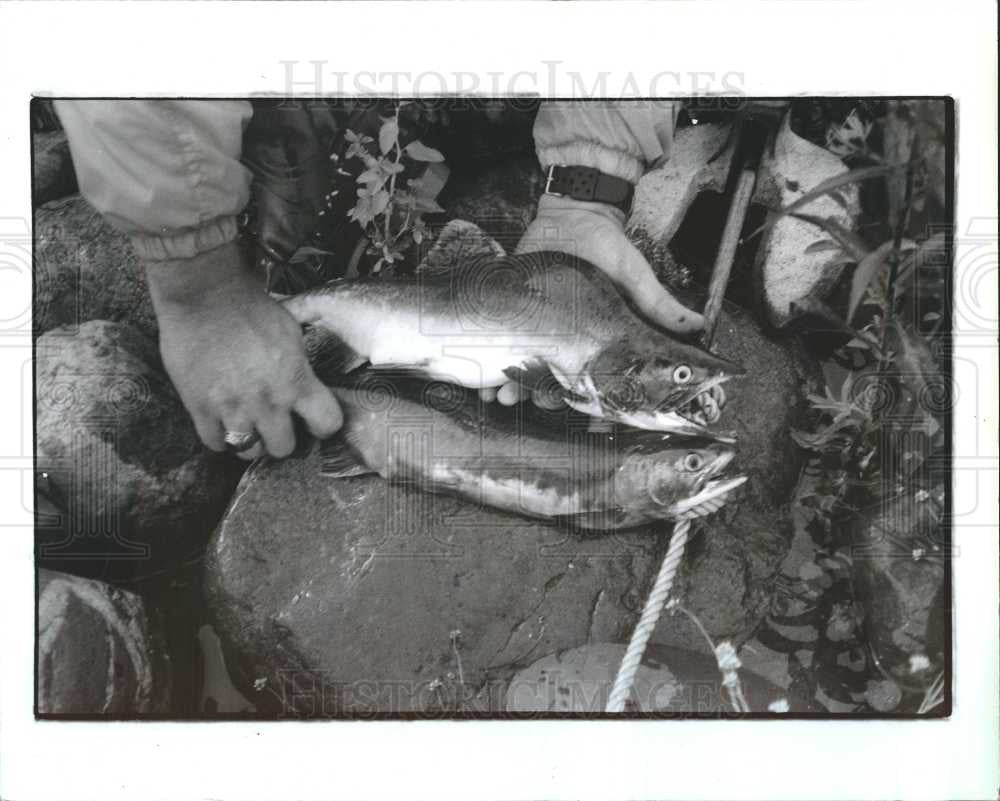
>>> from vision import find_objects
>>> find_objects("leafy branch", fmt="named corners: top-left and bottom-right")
top-left (793, 103), bottom-right (948, 541)
top-left (345, 102), bottom-right (446, 272)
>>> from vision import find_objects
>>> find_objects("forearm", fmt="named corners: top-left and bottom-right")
top-left (55, 99), bottom-right (254, 262)
top-left (145, 240), bottom-right (262, 318)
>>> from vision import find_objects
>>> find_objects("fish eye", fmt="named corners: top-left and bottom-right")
top-left (684, 452), bottom-right (703, 471)
top-left (673, 365), bottom-right (692, 384)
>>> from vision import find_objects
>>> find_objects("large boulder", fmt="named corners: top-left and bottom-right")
top-left (35, 321), bottom-right (242, 573)
top-left (707, 299), bottom-right (814, 509)
top-left (650, 505), bottom-right (793, 652)
top-left (36, 569), bottom-right (171, 714)
top-left (628, 122), bottom-right (733, 289)
top-left (34, 194), bottom-right (158, 339)
top-left (751, 115), bottom-right (859, 327)
top-left (207, 458), bottom-right (663, 716)
top-left (205, 222), bottom-right (815, 713)
top-left (206, 434), bottom-right (800, 715)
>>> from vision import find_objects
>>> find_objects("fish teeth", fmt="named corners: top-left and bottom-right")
top-left (701, 393), bottom-right (720, 424)
top-left (677, 383), bottom-right (728, 426)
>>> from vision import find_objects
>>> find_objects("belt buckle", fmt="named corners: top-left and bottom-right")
top-left (544, 164), bottom-right (565, 197)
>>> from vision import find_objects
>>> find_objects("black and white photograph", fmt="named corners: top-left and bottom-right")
top-left (32, 98), bottom-right (954, 717)
top-left (1, 2), bottom-right (997, 800)
top-left (29, 94), bottom-right (957, 718)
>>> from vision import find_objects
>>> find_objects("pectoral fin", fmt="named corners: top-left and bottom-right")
top-left (502, 359), bottom-right (551, 390)
top-left (303, 325), bottom-right (368, 383)
top-left (503, 360), bottom-right (589, 404)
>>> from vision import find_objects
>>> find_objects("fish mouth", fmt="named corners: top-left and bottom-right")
top-left (590, 406), bottom-right (736, 442)
top-left (666, 376), bottom-right (730, 430)
top-left (668, 474), bottom-right (748, 519)
top-left (592, 406), bottom-right (737, 442)
top-left (567, 373), bottom-right (734, 439)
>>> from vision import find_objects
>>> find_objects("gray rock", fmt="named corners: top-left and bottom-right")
top-left (651, 506), bottom-right (794, 653)
top-left (710, 299), bottom-right (816, 508)
top-left (206, 455), bottom-right (662, 716)
top-left (32, 130), bottom-right (78, 207)
top-left (35, 321), bottom-right (242, 566)
top-left (752, 115), bottom-right (859, 326)
top-left (628, 122), bottom-right (733, 288)
top-left (34, 195), bottom-right (157, 339)
top-left (439, 153), bottom-right (544, 251)
top-left (37, 569), bottom-right (171, 714)
top-left (419, 219), bottom-right (507, 272)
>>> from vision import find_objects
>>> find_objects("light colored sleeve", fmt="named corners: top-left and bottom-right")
top-left (532, 100), bottom-right (682, 183)
top-left (54, 99), bottom-right (254, 261)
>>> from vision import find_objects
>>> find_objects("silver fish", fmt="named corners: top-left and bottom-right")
top-left (284, 251), bottom-right (743, 437)
top-left (320, 375), bottom-right (746, 530)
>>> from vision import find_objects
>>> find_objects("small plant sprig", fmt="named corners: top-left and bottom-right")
top-left (345, 102), bottom-right (445, 273)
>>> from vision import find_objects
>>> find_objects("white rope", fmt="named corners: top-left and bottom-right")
top-left (605, 517), bottom-right (691, 713)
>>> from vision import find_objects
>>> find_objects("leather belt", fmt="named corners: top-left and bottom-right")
top-left (543, 164), bottom-right (634, 215)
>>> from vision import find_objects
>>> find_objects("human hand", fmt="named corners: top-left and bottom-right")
top-left (146, 242), bottom-right (342, 460)
top-left (484, 194), bottom-right (705, 408)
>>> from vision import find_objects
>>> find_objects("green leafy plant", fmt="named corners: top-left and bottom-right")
top-left (344, 102), bottom-right (446, 272)
top-left (779, 101), bottom-right (950, 714)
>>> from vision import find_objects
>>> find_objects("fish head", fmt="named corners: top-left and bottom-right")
top-left (584, 339), bottom-right (744, 434)
top-left (638, 440), bottom-right (745, 514)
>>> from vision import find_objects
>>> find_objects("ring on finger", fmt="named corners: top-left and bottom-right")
top-left (223, 429), bottom-right (261, 454)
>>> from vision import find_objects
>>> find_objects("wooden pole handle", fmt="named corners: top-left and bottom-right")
top-left (702, 168), bottom-right (757, 347)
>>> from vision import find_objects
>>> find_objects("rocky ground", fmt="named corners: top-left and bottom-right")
top-left (33, 102), bottom-right (949, 716)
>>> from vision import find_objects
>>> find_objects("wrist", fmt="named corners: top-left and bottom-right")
top-left (536, 193), bottom-right (628, 227)
top-left (145, 241), bottom-right (263, 312)
top-left (537, 142), bottom-right (644, 185)
top-left (542, 164), bottom-right (634, 218)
